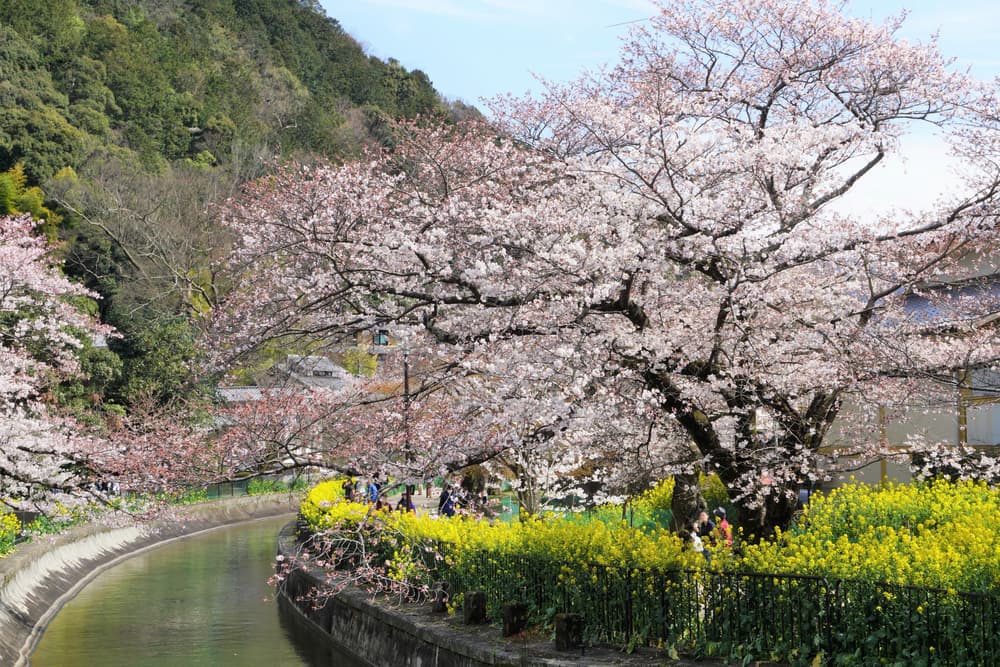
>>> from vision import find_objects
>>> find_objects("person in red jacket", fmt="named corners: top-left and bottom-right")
top-left (713, 507), bottom-right (733, 547)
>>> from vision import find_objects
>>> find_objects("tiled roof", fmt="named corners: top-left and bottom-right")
top-left (903, 275), bottom-right (1000, 327)
top-left (216, 386), bottom-right (265, 402)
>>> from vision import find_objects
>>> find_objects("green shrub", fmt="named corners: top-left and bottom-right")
top-left (700, 473), bottom-right (731, 514)
top-left (0, 511), bottom-right (20, 556)
top-left (634, 477), bottom-right (675, 512)
top-left (23, 502), bottom-right (92, 537)
top-left (162, 487), bottom-right (209, 505)
top-left (247, 476), bottom-right (310, 495)
top-left (247, 478), bottom-right (285, 495)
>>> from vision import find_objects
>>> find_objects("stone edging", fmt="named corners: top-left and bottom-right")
top-left (0, 494), bottom-right (301, 667)
top-left (275, 524), bottom-right (673, 667)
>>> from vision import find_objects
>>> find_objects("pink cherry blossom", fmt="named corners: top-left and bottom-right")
top-left (208, 0), bottom-right (1000, 535)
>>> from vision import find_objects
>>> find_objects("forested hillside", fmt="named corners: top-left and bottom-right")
top-left (1, 0), bottom-right (449, 179)
top-left (0, 0), bottom-right (466, 415)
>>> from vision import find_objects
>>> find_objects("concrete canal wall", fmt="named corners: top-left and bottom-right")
top-left (0, 494), bottom-right (300, 667)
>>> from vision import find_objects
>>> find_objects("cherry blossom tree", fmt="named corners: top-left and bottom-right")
top-left (209, 0), bottom-right (1000, 535)
top-left (0, 214), bottom-right (113, 509)
top-left (0, 214), bottom-right (241, 512)
top-left (211, 377), bottom-right (502, 486)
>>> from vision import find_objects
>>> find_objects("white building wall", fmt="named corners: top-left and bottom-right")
top-left (819, 378), bottom-right (1000, 492)
top-left (968, 403), bottom-right (1000, 446)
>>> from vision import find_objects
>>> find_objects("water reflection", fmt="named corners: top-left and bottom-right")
top-left (31, 515), bottom-right (361, 667)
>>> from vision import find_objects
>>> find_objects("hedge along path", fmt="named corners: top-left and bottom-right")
top-left (0, 494), bottom-right (301, 667)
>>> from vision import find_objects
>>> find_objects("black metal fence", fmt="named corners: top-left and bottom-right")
top-left (204, 479), bottom-right (251, 499)
top-left (445, 552), bottom-right (1000, 665)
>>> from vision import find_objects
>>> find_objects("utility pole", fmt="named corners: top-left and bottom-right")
top-left (403, 344), bottom-right (412, 461)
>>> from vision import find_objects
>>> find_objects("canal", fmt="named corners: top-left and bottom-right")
top-left (31, 514), bottom-right (361, 666)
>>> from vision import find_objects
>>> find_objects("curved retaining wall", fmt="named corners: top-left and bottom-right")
top-left (0, 494), bottom-right (300, 667)
top-left (275, 525), bottom-right (670, 667)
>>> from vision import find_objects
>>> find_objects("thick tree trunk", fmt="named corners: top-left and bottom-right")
top-left (670, 471), bottom-right (705, 533)
top-left (733, 486), bottom-right (800, 541)
top-left (645, 369), bottom-right (825, 539)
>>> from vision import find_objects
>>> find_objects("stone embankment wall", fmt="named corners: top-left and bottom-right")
top-left (275, 524), bottom-right (670, 667)
top-left (0, 494), bottom-right (300, 667)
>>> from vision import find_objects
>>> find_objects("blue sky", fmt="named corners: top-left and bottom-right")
top-left (318, 0), bottom-right (1000, 216)
top-left (319, 0), bottom-right (999, 104)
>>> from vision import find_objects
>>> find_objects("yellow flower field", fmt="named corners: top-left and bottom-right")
top-left (740, 479), bottom-right (1000, 593)
top-left (302, 477), bottom-right (1000, 595)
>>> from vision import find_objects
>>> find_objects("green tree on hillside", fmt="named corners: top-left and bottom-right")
top-left (1, 0), bottom-right (464, 413)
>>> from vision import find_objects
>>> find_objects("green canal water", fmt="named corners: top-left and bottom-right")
top-left (31, 514), bottom-right (360, 666)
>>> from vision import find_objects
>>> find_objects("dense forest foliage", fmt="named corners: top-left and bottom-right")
top-left (1, 0), bottom-right (451, 179)
top-left (0, 0), bottom-right (468, 417)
